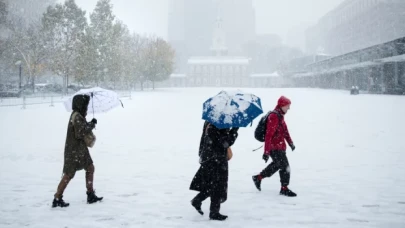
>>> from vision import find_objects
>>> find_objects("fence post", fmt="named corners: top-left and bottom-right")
top-left (21, 95), bottom-right (26, 109)
top-left (50, 96), bottom-right (54, 107)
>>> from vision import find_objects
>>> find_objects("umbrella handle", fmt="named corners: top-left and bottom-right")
top-left (91, 92), bottom-right (96, 130)
top-left (91, 92), bottom-right (94, 119)
top-left (252, 145), bottom-right (263, 152)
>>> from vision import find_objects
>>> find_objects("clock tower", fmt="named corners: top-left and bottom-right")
top-left (210, 7), bottom-right (228, 56)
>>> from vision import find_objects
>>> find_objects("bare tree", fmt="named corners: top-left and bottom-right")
top-left (129, 34), bottom-right (148, 90)
top-left (114, 24), bottom-right (137, 90)
top-left (0, 0), bottom-right (6, 24)
top-left (140, 37), bottom-right (175, 90)
top-left (6, 20), bottom-right (49, 91)
top-left (42, 0), bottom-right (87, 93)
top-left (0, 0), bottom-right (8, 60)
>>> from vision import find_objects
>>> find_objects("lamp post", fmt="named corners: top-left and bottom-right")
top-left (15, 61), bottom-right (22, 90)
top-left (140, 75), bottom-right (144, 91)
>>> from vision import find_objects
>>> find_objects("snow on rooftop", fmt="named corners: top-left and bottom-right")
top-left (187, 56), bottom-right (250, 65)
top-left (293, 72), bottom-right (314, 78)
top-left (170, 74), bottom-right (186, 78)
top-left (380, 54), bottom-right (405, 63)
top-left (294, 54), bottom-right (405, 78)
top-left (297, 61), bottom-right (379, 78)
top-left (250, 72), bottom-right (280, 77)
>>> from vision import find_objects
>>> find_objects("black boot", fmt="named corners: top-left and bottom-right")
top-left (191, 199), bottom-right (204, 215)
top-left (252, 175), bottom-right (262, 191)
top-left (209, 212), bottom-right (228, 221)
top-left (52, 196), bottom-right (69, 208)
top-left (87, 191), bottom-right (103, 204)
top-left (191, 192), bottom-right (209, 215)
top-left (280, 186), bottom-right (297, 197)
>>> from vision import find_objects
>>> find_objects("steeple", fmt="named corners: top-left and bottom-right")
top-left (210, 2), bottom-right (227, 56)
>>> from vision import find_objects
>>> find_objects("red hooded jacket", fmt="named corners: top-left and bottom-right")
top-left (264, 96), bottom-right (294, 155)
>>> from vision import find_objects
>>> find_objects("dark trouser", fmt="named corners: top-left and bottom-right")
top-left (192, 191), bottom-right (221, 214)
top-left (260, 150), bottom-right (290, 186)
top-left (54, 164), bottom-right (95, 198)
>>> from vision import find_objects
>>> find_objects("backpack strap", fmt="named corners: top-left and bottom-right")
top-left (71, 112), bottom-right (79, 124)
top-left (269, 111), bottom-right (283, 136)
top-left (70, 111), bottom-right (80, 124)
top-left (252, 111), bottom-right (283, 152)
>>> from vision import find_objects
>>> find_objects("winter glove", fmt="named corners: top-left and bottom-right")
top-left (289, 144), bottom-right (295, 151)
top-left (262, 154), bottom-right (269, 163)
top-left (91, 118), bottom-right (97, 125)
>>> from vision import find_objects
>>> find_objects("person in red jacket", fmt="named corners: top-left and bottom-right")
top-left (252, 96), bottom-right (297, 197)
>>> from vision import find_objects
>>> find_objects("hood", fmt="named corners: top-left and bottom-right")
top-left (275, 96), bottom-right (291, 108)
top-left (72, 94), bottom-right (90, 117)
top-left (274, 96), bottom-right (291, 114)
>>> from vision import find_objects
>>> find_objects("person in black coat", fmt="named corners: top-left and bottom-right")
top-left (190, 121), bottom-right (239, 221)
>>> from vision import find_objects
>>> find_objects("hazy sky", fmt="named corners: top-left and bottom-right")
top-left (65, 0), bottom-right (344, 49)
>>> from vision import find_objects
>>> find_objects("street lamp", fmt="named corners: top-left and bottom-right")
top-left (15, 60), bottom-right (22, 90)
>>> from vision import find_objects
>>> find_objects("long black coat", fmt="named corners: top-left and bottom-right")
top-left (190, 121), bottom-right (238, 202)
top-left (63, 95), bottom-right (95, 178)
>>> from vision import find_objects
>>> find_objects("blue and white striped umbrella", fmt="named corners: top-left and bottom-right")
top-left (202, 90), bottom-right (263, 129)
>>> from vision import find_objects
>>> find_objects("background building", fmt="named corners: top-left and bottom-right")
top-left (181, 10), bottom-right (253, 87)
top-left (294, 37), bottom-right (405, 94)
top-left (168, 0), bottom-right (255, 73)
top-left (162, 16), bottom-right (284, 89)
top-left (305, 0), bottom-right (405, 56)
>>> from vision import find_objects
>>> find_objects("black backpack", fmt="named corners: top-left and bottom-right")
top-left (254, 111), bottom-right (282, 142)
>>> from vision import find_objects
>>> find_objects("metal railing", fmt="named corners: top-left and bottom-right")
top-left (0, 90), bottom-right (132, 109)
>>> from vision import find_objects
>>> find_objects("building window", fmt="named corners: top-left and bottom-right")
top-left (235, 66), bottom-right (240, 77)
top-left (203, 65), bottom-right (208, 77)
top-left (210, 65), bottom-right (215, 77)
top-left (227, 65), bottom-right (232, 77)
top-left (221, 65), bottom-right (227, 77)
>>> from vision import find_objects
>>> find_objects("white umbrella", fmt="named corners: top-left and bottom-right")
top-left (64, 87), bottom-right (123, 116)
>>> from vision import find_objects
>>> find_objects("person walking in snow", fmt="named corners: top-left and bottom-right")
top-left (252, 96), bottom-right (297, 197)
top-left (52, 94), bottom-right (103, 208)
top-left (190, 121), bottom-right (239, 221)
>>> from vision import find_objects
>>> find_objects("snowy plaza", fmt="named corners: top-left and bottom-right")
top-left (0, 88), bottom-right (404, 228)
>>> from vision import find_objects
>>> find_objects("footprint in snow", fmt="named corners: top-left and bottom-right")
top-left (96, 217), bottom-right (115, 221)
top-left (347, 218), bottom-right (369, 223)
top-left (298, 221), bottom-right (338, 225)
top-left (117, 193), bottom-right (138, 198)
top-left (166, 216), bottom-right (182, 220)
top-left (362, 204), bottom-right (379, 208)
top-left (280, 202), bottom-right (296, 206)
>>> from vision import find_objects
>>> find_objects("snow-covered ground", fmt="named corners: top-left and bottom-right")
top-left (0, 88), bottom-right (404, 228)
